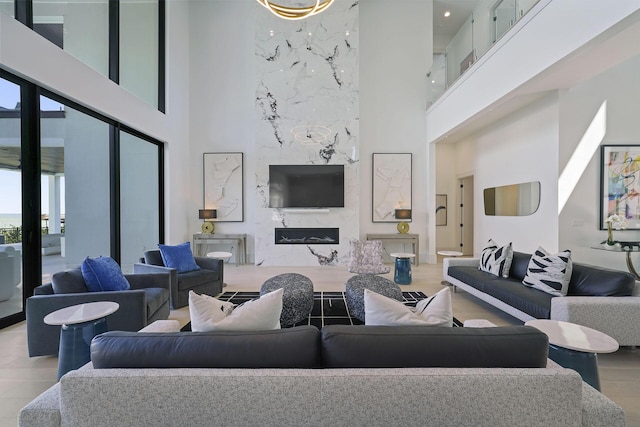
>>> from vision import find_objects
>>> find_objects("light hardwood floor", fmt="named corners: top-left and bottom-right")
top-left (2, 261), bottom-right (639, 426)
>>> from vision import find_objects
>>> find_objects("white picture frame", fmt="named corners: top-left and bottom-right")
top-left (203, 152), bottom-right (244, 222)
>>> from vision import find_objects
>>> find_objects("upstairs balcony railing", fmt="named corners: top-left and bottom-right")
top-left (428, 0), bottom-right (540, 106)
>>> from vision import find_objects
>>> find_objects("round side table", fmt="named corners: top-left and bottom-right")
top-left (44, 301), bottom-right (119, 379)
top-left (525, 319), bottom-right (618, 391)
top-left (390, 253), bottom-right (415, 285)
top-left (438, 251), bottom-right (463, 287)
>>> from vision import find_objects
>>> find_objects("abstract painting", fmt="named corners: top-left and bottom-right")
top-left (203, 152), bottom-right (244, 222)
top-left (601, 145), bottom-right (640, 229)
top-left (372, 153), bottom-right (412, 222)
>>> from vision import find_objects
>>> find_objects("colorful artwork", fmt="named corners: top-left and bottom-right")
top-left (601, 145), bottom-right (640, 229)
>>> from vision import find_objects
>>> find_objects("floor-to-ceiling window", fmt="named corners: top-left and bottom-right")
top-left (0, 77), bottom-right (23, 323)
top-left (119, 130), bottom-right (161, 272)
top-left (40, 95), bottom-right (112, 283)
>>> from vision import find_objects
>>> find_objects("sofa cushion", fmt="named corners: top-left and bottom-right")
top-left (522, 247), bottom-right (572, 296)
top-left (189, 289), bottom-right (283, 331)
top-left (321, 325), bottom-right (549, 368)
top-left (81, 257), bottom-right (131, 292)
top-left (51, 268), bottom-right (88, 294)
top-left (158, 242), bottom-right (200, 273)
top-left (479, 239), bottom-right (513, 278)
top-left (568, 263), bottom-right (635, 296)
top-left (143, 250), bottom-right (165, 266)
top-left (176, 269), bottom-right (219, 291)
top-left (509, 251), bottom-right (532, 281)
top-left (364, 287), bottom-right (452, 327)
top-left (90, 326), bottom-right (321, 368)
top-left (448, 266), bottom-right (553, 319)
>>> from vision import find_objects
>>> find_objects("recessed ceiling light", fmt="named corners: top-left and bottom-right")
top-left (444, 10), bottom-right (451, 17)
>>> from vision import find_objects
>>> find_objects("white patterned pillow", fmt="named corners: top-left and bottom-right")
top-left (364, 287), bottom-right (453, 327)
top-left (479, 239), bottom-right (513, 278)
top-left (522, 247), bottom-right (572, 296)
top-left (189, 288), bottom-right (283, 331)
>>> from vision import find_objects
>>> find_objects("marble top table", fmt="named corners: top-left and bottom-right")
top-left (389, 252), bottom-right (416, 259)
top-left (44, 301), bottom-right (119, 326)
top-left (437, 250), bottom-right (464, 257)
top-left (525, 319), bottom-right (618, 353)
top-left (525, 319), bottom-right (618, 390)
top-left (45, 301), bottom-right (119, 379)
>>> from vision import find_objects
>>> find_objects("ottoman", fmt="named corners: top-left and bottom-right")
top-left (260, 273), bottom-right (314, 327)
top-left (345, 274), bottom-right (402, 322)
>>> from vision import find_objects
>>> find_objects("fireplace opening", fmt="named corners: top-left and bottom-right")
top-left (275, 228), bottom-right (339, 245)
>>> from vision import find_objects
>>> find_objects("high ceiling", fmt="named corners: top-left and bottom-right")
top-left (433, 0), bottom-right (479, 52)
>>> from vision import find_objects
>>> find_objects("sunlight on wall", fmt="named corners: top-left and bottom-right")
top-left (558, 101), bottom-right (607, 214)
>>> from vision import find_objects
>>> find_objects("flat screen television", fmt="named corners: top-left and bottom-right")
top-left (269, 164), bottom-right (345, 208)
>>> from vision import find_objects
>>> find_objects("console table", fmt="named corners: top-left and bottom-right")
top-left (366, 233), bottom-right (419, 265)
top-left (193, 233), bottom-right (247, 266)
top-left (591, 244), bottom-right (640, 280)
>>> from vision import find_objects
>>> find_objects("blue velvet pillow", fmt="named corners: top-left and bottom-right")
top-left (81, 256), bottom-right (131, 292)
top-left (158, 242), bottom-right (201, 273)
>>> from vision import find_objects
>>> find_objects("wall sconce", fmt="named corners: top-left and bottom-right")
top-left (395, 209), bottom-right (412, 234)
top-left (199, 209), bottom-right (217, 234)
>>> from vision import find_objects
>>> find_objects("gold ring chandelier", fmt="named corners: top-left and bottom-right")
top-left (256, 0), bottom-right (335, 21)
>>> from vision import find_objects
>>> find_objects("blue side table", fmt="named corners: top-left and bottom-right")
top-left (390, 253), bottom-right (415, 285)
top-left (44, 301), bottom-right (119, 379)
top-left (525, 319), bottom-right (618, 391)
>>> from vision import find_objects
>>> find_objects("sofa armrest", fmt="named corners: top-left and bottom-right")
top-left (443, 257), bottom-right (479, 278)
top-left (27, 290), bottom-right (147, 357)
top-left (18, 382), bottom-right (61, 427)
top-left (125, 272), bottom-right (170, 291)
top-left (551, 296), bottom-right (640, 346)
top-left (194, 256), bottom-right (223, 272)
top-left (580, 382), bottom-right (626, 427)
top-left (133, 263), bottom-right (177, 285)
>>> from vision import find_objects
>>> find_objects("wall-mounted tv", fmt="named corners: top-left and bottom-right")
top-left (269, 164), bottom-right (345, 208)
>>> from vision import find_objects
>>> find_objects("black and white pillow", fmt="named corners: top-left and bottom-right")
top-left (522, 247), bottom-right (572, 296)
top-left (479, 239), bottom-right (513, 278)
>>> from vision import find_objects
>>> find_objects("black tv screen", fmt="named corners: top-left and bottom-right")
top-left (269, 165), bottom-right (345, 208)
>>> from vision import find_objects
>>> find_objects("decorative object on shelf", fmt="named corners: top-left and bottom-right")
top-left (203, 152), bottom-right (243, 222)
top-left (395, 209), bottom-right (411, 234)
top-left (436, 194), bottom-right (447, 226)
top-left (600, 145), bottom-right (640, 230)
top-left (199, 209), bottom-right (217, 234)
top-left (256, 0), bottom-right (334, 21)
top-left (604, 214), bottom-right (628, 246)
top-left (372, 153), bottom-right (412, 222)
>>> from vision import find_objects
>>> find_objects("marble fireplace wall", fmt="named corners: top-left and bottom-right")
top-left (254, 1), bottom-right (359, 266)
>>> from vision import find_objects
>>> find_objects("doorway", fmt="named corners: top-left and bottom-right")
top-left (458, 175), bottom-right (474, 256)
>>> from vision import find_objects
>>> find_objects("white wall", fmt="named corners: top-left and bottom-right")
top-left (461, 94), bottom-right (560, 255)
top-left (559, 55), bottom-right (640, 271)
top-left (360, 0), bottom-right (432, 263)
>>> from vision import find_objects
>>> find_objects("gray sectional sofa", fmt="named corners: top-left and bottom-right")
top-left (444, 251), bottom-right (640, 346)
top-left (20, 321), bottom-right (625, 427)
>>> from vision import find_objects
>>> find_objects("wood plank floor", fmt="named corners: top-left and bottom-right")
top-left (1, 261), bottom-right (638, 426)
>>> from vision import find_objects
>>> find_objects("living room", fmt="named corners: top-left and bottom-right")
top-left (2, 0), bottom-right (640, 425)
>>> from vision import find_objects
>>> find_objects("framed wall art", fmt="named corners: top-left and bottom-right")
top-left (600, 145), bottom-right (640, 230)
top-left (372, 153), bottom-right (412, 222)
top-left (203, 152), bottom-right (244, 222)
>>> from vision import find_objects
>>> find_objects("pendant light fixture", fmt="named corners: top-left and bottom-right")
top-left (256, 0), bottom-right (335, 21)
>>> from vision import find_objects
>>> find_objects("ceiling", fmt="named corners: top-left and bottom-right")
top-left (433, 0), bottom-right (479, 52)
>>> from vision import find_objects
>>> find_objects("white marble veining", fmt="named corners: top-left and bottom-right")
top-left (255, 0), bottom-right (359, 266)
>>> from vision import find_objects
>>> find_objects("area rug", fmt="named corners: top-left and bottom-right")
top-left (182, 291), bottom-right (462, 331)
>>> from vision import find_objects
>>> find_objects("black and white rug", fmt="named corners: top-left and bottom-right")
top-left (182, 291), bottom-right (461, 330)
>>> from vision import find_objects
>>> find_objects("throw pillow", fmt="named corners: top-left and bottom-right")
top-left (522, 247), bottom-right (573, 296)
top-left (158, 242), bottom-right (200, 273)
top-left (81, 256), bottom-right (131, 292)
top-left (189, 288), bottom-right (283, 332)
top-left (479, 239), bottom-right (514, 278)
top-left (364, 287), bottom-right (453, 327)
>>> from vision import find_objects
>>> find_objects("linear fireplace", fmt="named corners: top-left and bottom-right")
top-left (275, 228), bottom-right (339, 245)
